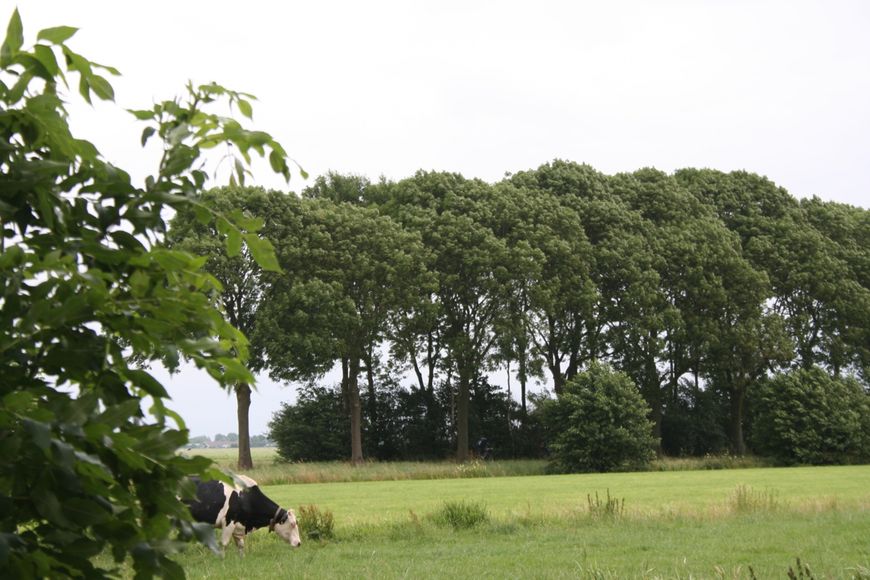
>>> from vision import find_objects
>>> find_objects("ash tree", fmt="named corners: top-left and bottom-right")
top-left (0, 11), bottom-right (298, 578)
top-left (255, 196), bottom-right (429, 464)
top-left (167, 186), bottom-right (289, 470)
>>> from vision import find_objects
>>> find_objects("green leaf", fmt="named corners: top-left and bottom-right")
top-left (152, 249), bottom-right (193, 271)
top-left (268, 149), bottom-right (285, 174)
top-left (37, 25), bottom-right (78, 45)
top-left (126, 369), bottom-right (169, 398)
top-left (244, 233), bottom-right (280, 272)
top-left (226, 228), bottom-right (242, 258)
top-left (191, 522), bottom-right (220, 553)
top-left (215, 215), bottom-right (232, 236)
top-left (33, 44), bottom-right (60, 77)
top-left (129, 108), bottom-right (156, 121)
top-left (22, 419), bottom-right (52, 454)
top-left (237, 98), bottom-right (253, 119)
top-left (0, 245), bottom-right (24, 270)
top-left (229, 209), bottom-right (263, 232)
top-left (140, 126), bottom-right (156, 147)
top-left (234, 157), bottom-right (246, 187)
top-left (88, 74), bottom-right (115, 101)
top-left (193, 204), bottom-right (212, 226)
top-left (1, 9), bottom-right (23, 66)
top-left (33, 489), bottom-right (70, 526)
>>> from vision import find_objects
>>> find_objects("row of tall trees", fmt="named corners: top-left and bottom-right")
top-left (169, 161), bottom-right (870, 465)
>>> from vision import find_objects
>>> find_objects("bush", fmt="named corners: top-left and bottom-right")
top-left (297, 504), bottom-right (335, 541)
top-left (432, 500), bottom-right (489, 530)
top-left (540, 362), bottom-right (656, 472)
top-left (269, 384), bottom-right (348, 461)
top-left (749, 367), bottom-right (870, 465)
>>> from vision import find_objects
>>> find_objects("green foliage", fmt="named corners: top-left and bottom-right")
top-left (269, 384), bottom-right (349, 462)
top-left (297, 504), bottom-right (335, 541)
top-left (749, 368), bottom-right (870, 465)
top-left (0, 11), bottom-right (297, 578)
top-left (661, 382), bottom-right (730, 456)
top-left (267, 378), bottom-right (534, 463)
top-left (541, 363), bottom-right (657, 472)
top-left (432, 500), bottom-right (489, 530)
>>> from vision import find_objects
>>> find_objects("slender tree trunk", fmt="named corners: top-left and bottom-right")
top-left (456, 370), bottom-right (470, 462)
top-left (235, 383), bottom-right (254, 470)
top-left (642, 372), bottom-right (664, 455)
top-left (566, 353), bottom-right (579, 383)
top-left (729, 382), bottom-right (747, 456)
top-left (341, 357), bottom-right (350, 413)
top-left (348, 355), bottom-right (364, 465)
top-left (365, 349), bottom-right (377, 436)
top-left (426, 331), bottom-right (438, 393)
top-left (518, 353), bottom-right (528, 421)
top-left (410, 353), bottom-right (425, 392)
top-left (550, 362), bottom-right (565, 397)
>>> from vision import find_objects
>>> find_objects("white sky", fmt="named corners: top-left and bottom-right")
top-left (20, 1), bottom-right (870, 438)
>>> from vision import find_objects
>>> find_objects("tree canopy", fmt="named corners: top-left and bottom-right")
top-left (201, 163), bottom-right (869, 466)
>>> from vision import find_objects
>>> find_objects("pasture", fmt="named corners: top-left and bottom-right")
top-left (171, 463), bottom-right (870, 578)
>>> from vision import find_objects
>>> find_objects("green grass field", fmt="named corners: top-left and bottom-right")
top-left (187, 448), bottom-right (767, 486)
top-left (168, 463), bottom-right (870, 579)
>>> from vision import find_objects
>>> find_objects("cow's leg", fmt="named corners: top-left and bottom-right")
top-left (220, 524), bottom-right (235, 554)
top-left (232, 524), bottom-right (246, 556)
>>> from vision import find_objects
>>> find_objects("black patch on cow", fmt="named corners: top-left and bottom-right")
top-left (185, 478), bottom-right (282, 533)
top-left (225, 484), bottom-right (281, 533)
top-left (186, 479), bottom-right (230, 525)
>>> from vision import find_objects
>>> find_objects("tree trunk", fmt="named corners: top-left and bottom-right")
top-left (550, 362), bottom-right (565, 397)
top-left (456, 370), bottom-right (470, 462)
top-left (642, 373), bottom-right (663, 456)
top-left (729, 383), bottom-right (747, 456)
top-left (348, 355), bottom-right (364, 465)
top-left (410, 352), bottom-right (425, 392)
top-left (518, 353), bottom-right (528, 421)
top-left (235, 383), bottom-right (254, 470)
top-left (365, 349), bottom-right (377, 435)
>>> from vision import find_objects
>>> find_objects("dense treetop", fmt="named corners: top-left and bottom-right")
top-left (174, 162), bottom-right (869, 465)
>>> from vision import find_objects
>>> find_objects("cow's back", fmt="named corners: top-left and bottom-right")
top-left (187, 478), bottom-right (232, 526)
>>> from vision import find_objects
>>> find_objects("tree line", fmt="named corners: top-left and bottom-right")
top-left (168, 161), bottom-right (870, 467)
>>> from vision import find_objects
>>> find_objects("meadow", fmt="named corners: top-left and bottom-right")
top-left (168, 456), bottom-right (870, 578)
top-left (188, 448), bottom-right (766, 485)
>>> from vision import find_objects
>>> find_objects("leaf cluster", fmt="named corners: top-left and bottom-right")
top-left (1, 11), bottom-right (299, 578)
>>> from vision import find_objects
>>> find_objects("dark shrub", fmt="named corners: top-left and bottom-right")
top-left (269, 384), bottom-right (348, 461)
top-left (661, 380), bottom-right (729, 456)
top-left (540, 362), bottom-right (656, 472)
top-left (749, 367), bottom-right (870, 465)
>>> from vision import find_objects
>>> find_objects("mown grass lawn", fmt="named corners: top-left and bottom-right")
top-left (170, 465), bottom-right (870, 579)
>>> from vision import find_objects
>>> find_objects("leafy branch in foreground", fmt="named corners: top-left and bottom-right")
top-left (0, 9), bottom-right (301, 578)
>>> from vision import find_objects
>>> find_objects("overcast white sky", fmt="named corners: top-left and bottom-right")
top-left (21, 1), bottom-right (870, 438)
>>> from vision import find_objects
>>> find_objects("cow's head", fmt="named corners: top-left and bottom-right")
top-left (270, 508), bottom-right (302, 547)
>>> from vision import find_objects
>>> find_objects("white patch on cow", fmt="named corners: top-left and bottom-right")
top-left (233, 474), bottom-right (258, 490)
top-left (220, 520), bottom-right (237, 548)
top-left (273, 508), bottom-right (302, 547)
top-left (215, 481), bottom-right (235, 526)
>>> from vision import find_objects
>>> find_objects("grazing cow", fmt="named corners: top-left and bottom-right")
top-left (186, 474), bottom-right (301, 554)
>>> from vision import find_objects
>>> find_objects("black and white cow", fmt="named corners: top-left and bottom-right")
top-left (186, 474), bottom-right (301, 554)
